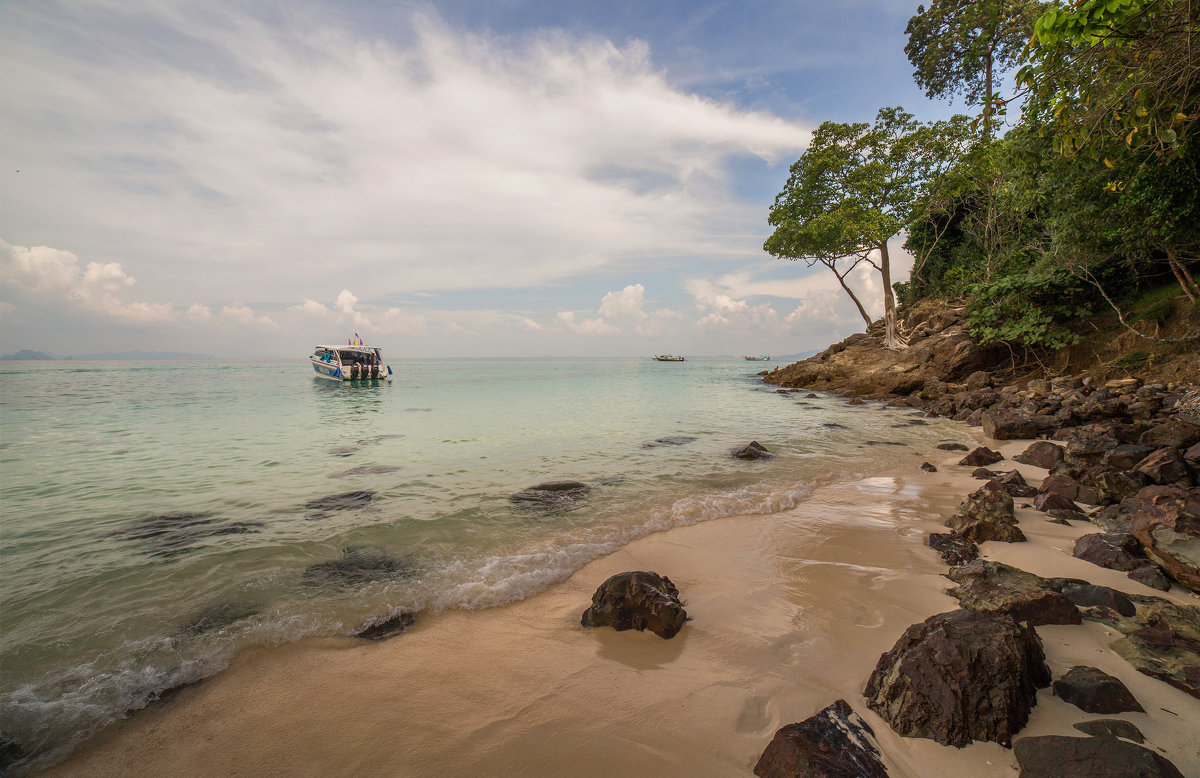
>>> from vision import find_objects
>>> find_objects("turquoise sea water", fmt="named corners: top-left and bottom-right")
top-left (0, 358), bottom-right (966, 772)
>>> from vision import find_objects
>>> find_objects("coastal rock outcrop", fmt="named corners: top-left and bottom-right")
top-left (510, 481), bottom-right (591, 511)
top-left (1126, 485), bottom-right (1200, 592)
top-left (927, 532), bottom-right (979, 565)
top-left (753, 699), bottom-right (889, 778)
top-left (863, 609), bottom-right (1050, 747)
top-left (1072, 533), bottom-right (1170, 590)
top-left (1052, 666), bottom-right (1144, 713)
top-left (959, 447), bottom-right (1003, 467)
top-left (945, 560), bottom-right (1081, 626)
top-left (1013, 735), bottom-right (1185, 778)
top-left (354, 611), bottom-right (416, 640)
top-left (581, 571), bottom-right (687, 639)
top-left (732, 441), bottom-right (774, 460)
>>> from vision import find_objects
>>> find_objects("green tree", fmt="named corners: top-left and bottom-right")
top-left (765, 108), bottom-right (964, 348)
top-left (1017, 0), bottom-right (1200, 160)
top-left (905, 0), bottom-right (1042, 135)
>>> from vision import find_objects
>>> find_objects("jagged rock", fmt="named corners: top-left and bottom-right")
top-left (1127, 565), bottom-right (1172, 591)
top-left (1052, 666), bottom-right (1144, 713)
top-left (973, 467), bottom-right (1000, 479)
top-left (581, 571), bottom-right (687, 639)
top-left (1133, 448), bottom-right (1191, 486)
top-left (864, 609), bottom-right (1050, 747)
top-left (920, 461), bottom-right (938, 473)
top-left (753, 699), bottom-right (889, 778)
top-left (998, 470), bottom-right (1039, 498)
top-left (946, 560), bottom-right (1081, 625)
top-left (944, 513), bottom-right (1027, 543)
top-left (1105, 444), bottom-right (1157, 470)
top-left (982, 408), bottom-right (1037, 440)
top-left (1055, 582), bottom-right (1136, 617)
top-left (1140, 419), bottom-right (1200, 449)
top-left (1013, 735), bottom-right (1184, 777)
top-left (1039, 474), bottom-right (1096, 505)
top-left (959, 447), bottom-right (1003, 467)
top-left (732, 441), bottom-right (774, 460)
top-left (960, 480), bottom-right (1015, 523)
top-left (1014, 441), bottom-right (1065, 469)
top-left (928, 532), bottom-right (979, 565)
top-left (1066, 436), bottom-right (1120, 466)
top-left (1072, 719), bottom-right (1145, 743)
top-left (510, 481), bottom-right (592, 511)
top-left (1127, 485), bottom-right (1200, 592)
top-left (1108, 599), bottom-right (1200, 698)
top-left (965, 370), bottom-right (993, 390)
top-left (1184, 441), bottom-right (1200, 465)
top-left (1085, 468), bottom-right (1146, 506)
top-left (1072, 533), bottom-right (1150, 573)
top-left (1034, 491), bottom-right (1081, 513)
top-left (354, 611), bottom-right (415, 640)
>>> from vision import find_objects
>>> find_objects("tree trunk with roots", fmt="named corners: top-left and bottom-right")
top-left (877, 241), bottom-right (908, 350)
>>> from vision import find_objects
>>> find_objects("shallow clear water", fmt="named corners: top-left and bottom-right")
top-left (0, 358), bottom-right (966, 771)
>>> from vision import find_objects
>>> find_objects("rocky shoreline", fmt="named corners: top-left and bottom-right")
top-left (750, 308), bottom-right (1199, 777)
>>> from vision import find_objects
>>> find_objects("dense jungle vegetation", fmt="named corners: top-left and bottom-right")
top-left (766, 0), bottom-right (1199, 360)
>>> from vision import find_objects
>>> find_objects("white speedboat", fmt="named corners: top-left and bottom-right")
top-left (310, 337), bottom-right (393, 381)
top-left (653, 354), bottom-right (686, 362)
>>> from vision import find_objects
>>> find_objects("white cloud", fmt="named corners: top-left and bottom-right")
top-left (288, 299), bottom-right (330, 317)
top-left (187, 303), bottom-right (213, 321)
top-left (220, 304), bottom-right (278, 329)
top-left (557, 283), bottom-right (680, 337)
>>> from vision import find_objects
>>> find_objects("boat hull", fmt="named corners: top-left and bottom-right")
top-left (309, 358), bottom-right (392, 381)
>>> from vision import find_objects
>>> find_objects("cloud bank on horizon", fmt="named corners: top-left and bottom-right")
top-left (1, 0), bottom-right (932, 358)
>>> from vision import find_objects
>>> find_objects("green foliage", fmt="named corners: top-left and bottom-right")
top-left (964, 267), bottom-right (1091, 348)
top-left (1017, 0), bottom-right (1199, 160)
top-left (1116, 350), bottom-right (1152, 365)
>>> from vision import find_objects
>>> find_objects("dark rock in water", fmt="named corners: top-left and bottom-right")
top-left (111, 512), bottom-right (266, 556)
top-left (303, 546), bottom-right (415, 589)
top-left (937, 442), bottom-right (969, 451)
top-left (642, 436), bottom-right (698, 449)
top-left (920, 461), bottom-right (938, 473)
top-left (354, 611), bottom-right (416, 640)
top-left (753, 699), bottom-right (889, 778)
top-left (864, 609), bottom-right (1050, 747)
top-left (1014, 441), bottom-right (1065, 469)
top-left (732, 441), bottom-right (773, 460)
top-left (1072, 718), bottom-right (1145, 743)
top-left (928, 532), bottom-right (978, 565)
top-left (945, 560), bottom-right (1081, 626)
top-left (1053, 666), bottom-right (1144, 713)
top-left (1014, 735), bottom-right (1184, 778)
top-left (305, 490), bottom-right (377, 520)
top-left (0, 734), bottom-right (25, 775)
top-left (1128, 485), bottom-right (1200, 592)
top-left (510, 481), bottom-right (591, 511)
top-left (959, 447), bottom-right (1003, 467)
top-left (822, 422), bottom-right (848, 429)
top-left (330, 464), bottom-right (403, 478)
top-left (327, 445), bottom-right (361, 457)
top-left (864, 440), bottom-right (907, 447)
top-left (178, 602), bottom-right (260, 636)
top-left (805, 393), bottom-right (819, 398)
top-left (581, 570), bottom-right (687, 639)
top-left (1055, 582), bottom-right (1136, 617)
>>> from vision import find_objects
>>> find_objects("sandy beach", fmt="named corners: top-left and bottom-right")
top-left (43, 437), bottom-right (1200, 777)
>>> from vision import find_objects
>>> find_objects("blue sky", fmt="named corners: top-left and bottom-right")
top-left (0, 0), bottom-right (959, 358)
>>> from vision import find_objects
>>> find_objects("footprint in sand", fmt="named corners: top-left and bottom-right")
top-left (735, 695), bottom-right (772, 733)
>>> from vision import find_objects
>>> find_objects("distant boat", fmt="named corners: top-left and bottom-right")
top-left (653, 354), bottom-right (686, 362)
top-left (744, 355), bottom-right (771, 361)
top-left (310, 335), bottom-right (393, 381)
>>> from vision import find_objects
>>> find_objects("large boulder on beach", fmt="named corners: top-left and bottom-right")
top-left (959, 447), bottom-right (1003, 467)
top-left (945, 560), bottom-right (1081, 626)
top-left (753, 699), bottom-right (889, 778)
top-left (960, 480), bottom-right (1015, 523)
top-left (1015, 441), bottom-right (1065, 469)
top-left (1013, 735), bottom-right (1184, 778)
top-left (1127, 486), bottom-right (1200, 592)
top-left (863, 609), bottom-right (1050, 748)
top-left (944, 513), bottom-right (1026, 544)
top-left (982, 409), bottom-right (1038, 440)
top-left (581, 571), bottom-right (687, 639)
top-left (1052, 666), bottom-right (1144, 713)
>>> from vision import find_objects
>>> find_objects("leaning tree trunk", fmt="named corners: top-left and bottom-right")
top-left (834, 270), bottom-right (874, 329)
top-left (878, 241), bottom-right (908, 350)
top-left (1167, 249), bottom-right (1199, 302)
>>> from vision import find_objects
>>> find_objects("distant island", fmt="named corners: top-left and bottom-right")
top-left (1, 349), bottom-right (215, 361)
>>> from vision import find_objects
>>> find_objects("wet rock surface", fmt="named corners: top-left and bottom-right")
top-left (581, 571), bottom-right (687, 639)
top-left (863, 609), bottom-right (1050, 748)
top-left (641, 436), bottom-right (698, 449)
top-left (1013, 735), bottom-right (1184, 778)
top-left (945, 560), bottom-right (1081, 626)
top-left (509, 481), bottom-right (592, 512)
top-left (732, 441), bottom-right (774, 460)
top-left (753, 699), bottom-right (889, 778)
top-left (111, 512), bottom-right (266, 556)
top-left (927, 532), bottom-right (979, 565)
top-left (354, 611), bottom-right (416, 640)
top-left (959, 447), bottom-right (1003, 467)
top-left (1052, 666), bottom-right (1145, 713)
top-left (305, 490), bottom-right (378, 520)
top-left (303, 546), bottom-right (416, 589)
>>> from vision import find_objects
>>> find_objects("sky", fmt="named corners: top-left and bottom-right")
top-left (0, 0), bottom-right (958, 359)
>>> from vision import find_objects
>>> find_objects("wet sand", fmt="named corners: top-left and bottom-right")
top-left (45, 440), bottom-right (1200, 777)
